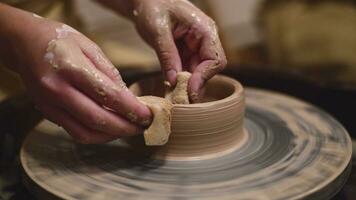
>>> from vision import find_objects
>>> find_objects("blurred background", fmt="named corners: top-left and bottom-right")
top-left (0, 0), bottom-right (356, 199)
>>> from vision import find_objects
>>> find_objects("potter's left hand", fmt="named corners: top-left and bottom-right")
top-left (133, 0), bottom-right (227, 102)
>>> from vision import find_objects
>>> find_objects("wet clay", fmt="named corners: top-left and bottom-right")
top-left (130, 75), bottom-right (246, 159)
top-left (139, 72), bottom-right (189, 146)
top-left (140, 72), bottom-right (189, 146)
top-left (138, 96), bottom-right (173, 146)
top-left (55, 24), bottom-right (80, 39)
top-left (165, 71), bottom-right (191, 104)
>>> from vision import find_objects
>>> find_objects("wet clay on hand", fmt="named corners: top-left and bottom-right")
top-left (165, 71), bottom-right (191, 104)
top-left (138, 96), bottom-right (173, 146)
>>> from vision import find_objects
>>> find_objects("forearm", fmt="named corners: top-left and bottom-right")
top-left (0, 3), bottom-right (38, 71)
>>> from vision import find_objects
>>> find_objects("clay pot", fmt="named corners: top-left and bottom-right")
top-left (129, 75), bottom-right (246, 161)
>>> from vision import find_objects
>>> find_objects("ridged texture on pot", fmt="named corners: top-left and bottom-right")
top-left (130, 75), bottom-right (246, 160)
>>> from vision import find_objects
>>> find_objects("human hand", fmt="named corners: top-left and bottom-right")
top-left (131, 0), bottom-right (227, 102)
top-left (11, 17), bottom-right (151, 144)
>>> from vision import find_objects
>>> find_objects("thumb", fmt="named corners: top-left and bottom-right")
top-left (153, 29), bottom-right (182, 86)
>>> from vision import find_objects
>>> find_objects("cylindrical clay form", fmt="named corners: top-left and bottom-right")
top-left (129, 75), bottom-right (246, 161)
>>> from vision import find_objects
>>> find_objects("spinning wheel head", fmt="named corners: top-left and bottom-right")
top-left (21, 75), bottom-right (352, 200)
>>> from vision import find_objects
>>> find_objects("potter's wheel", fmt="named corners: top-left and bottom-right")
top-left (20, 88), bottom-right (352, 200)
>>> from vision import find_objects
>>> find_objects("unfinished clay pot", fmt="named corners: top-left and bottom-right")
top-left (129, 75), bottom-right (246, 160)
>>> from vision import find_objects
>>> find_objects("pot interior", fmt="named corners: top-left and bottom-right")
top-left (129, 75), bottom-right (236, 103)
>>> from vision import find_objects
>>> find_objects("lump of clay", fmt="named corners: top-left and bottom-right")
top-left (138, 72), bottom-right (191, 146)
top-left (138, 96), bottom-right (173, 146)
top-left (165, 71), bottom-right (191, 104)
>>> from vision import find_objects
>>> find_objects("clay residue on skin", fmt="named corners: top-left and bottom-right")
top-left (165, 71), bottom-right (191, 104)
top-left (44, 51), bottom-right (58, 70)
top-left (138, 96), bottom-right (173, 146)
top-left (55, 24), bottom-right (80, 39)
top-left (133, 9), bottom-right (139, 16)
top-left (202, 60), bottom-right (220, 79)
top-left (190, 92), bottom-right (199, 103)
top-left (32, 13), bottom-right (43, 19)
top-left (44, 39), bottom-right (79, 71)
top-left (44, 24), bottom-right (81, 70)
top-left (141, 119), bottom-right (151, 127)
top-left (43, 24), bottom-right (128, 98)
top-left (95, 87), bottom-right (106, 97)
top-left (44, 39), bottom-right (107, 98)
top-left (127, 112), bottom-right (138, 123)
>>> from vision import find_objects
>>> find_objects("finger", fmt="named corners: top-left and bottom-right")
top-left (173, 23), bottom-right (190, 39)
top-left (188, 54), bottom-right (200, 71)
top-left (151, 19), bottom-right (182, 86)
top-left (78, 39), bottom-right (124, 86)
top-left (37, 104), bottom-right (119, 144)
top-left (184, 27), bottom-right (202, 52)
top-left (189, 21), bottom-right (227, 101)
top-left (176, 28), bottom-right (201, 71)
top-left (42, 78), bottom-right (142, 136)
top-left (188, 60), bottom-right (215, 103)
top-left (57, 52), bottom-right (152, 126)
top-left (176, 39), bottom-right (191, 70)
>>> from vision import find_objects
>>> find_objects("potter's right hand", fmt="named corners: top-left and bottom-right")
top-left (0, 4), bottom-right (152, 144)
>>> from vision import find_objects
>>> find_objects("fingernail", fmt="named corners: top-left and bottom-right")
top-left (189, 76), bottom-right (204, 103)
top-left (190, 92), bottom-right (199, 103)
top-left (166, 69), bottom-right (177, 85)
top-left (138, 105), bottom-right (153, 126)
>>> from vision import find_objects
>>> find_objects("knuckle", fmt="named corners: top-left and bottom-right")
top-left (211, 55), bottom-right (227, 72)
top-left (158, 50), bottom-right (174, 67)
top-left (86, 114), bottom-right (105, 130)
top-left (203, 17), bottom-right (217, 31)
top-left (217, 57), bottom-right (227, 69)
top-left (39, 76), bottom-right (54, 90)
top-left (89, 42), bottom-right (102, 52)
top-left (39, 75), bottom-right (63, 95)
top-left (207, 17), bottom-right (217, 27)
top-left (199, 18), bottom-right (218, 37)
top-left (74, 134), bottom-right (93, 144)
top-left (135, 109), bottom-right (152, 124)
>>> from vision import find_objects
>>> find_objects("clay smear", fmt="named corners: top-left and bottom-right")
top-left (44, 24), bottom-right (128, 92)
top-left (43, 24), bottom-right (80, 70)
top-left (138, 96), bottom-right (173, 146)
top-left (165, 71), bottom-right (191, 104)
top-left (55, 24), bottom-right (79, 39)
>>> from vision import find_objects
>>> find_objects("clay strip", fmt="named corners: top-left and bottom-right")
top-left (141, 71), bottom-right (191, 145)
top-left (138, 96), bottom-right (173, 146)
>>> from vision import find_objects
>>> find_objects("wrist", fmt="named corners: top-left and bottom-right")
top-left (0, 4), bottom-right (37, 40)
top-left (0, 3), bottom-right (48, 72)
